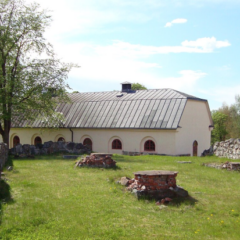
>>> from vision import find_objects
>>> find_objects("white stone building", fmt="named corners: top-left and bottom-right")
top-left (2, 83), bottom-right (213, 156)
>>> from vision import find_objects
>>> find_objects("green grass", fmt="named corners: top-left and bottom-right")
top-left (1, 154), bottom-right (240, 240)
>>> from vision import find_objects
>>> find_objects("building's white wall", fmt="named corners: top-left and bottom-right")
top-left (175, 100), bottom-right (212, 156)
top-left (5, 128), bottom-right (177, 155)
top-left (7, 128), bottom-right (72, 148)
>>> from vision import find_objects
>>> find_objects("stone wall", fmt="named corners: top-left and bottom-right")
top-left (10, 141), bottom-right (91, 156)
top-left (0, 143), bottom-right (8, 171)
top-left (213, 138), bottom-right (240, 159)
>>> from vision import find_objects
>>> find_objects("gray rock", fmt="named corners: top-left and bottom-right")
top-left (120, 177), bottom-right (130, 186)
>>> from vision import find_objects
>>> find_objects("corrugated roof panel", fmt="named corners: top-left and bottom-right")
top-left (83, 102), bottom-right (98, 127)
top-left (135, 99), bottom-right (151, 128)
top-left (64, 103), bottom-right (79, 126)
top-left (91, 102), bottom-right (107, 128)
top-left (77, 102), bottom-right (95, 127)
top-left (124, 100), bottom-right (141, 128)
top-left (120, 100), bottom-right (136, 128)
top-left (71, 102), bottom-right (88, 127)
top-left (161, 99), bottom-right (176, 128)
top-left (100, 101), bottom-right (115, 128)
top-left (145, 89), bottom-right (159, 99)
top-left (150, 100), bottom-right (165, 128)
top-left (68, 103), bottom-right (83, 126)
top-left (130, 100), bottom-right (145, 128)
top-left (104, 101), bottom-right (120, 128)
top-left (88, 101), bottom-right (105, 127)
top-left (111, 101), bottom-right (127, 128)
top-left (115, 100), bottom-right (131, 128)
top-left (145, 100), bottom-right (161, 128)
top-left (171, 99), bottom-right (187, 129)
top-left (74, 102), bottom-right (92, 128)
top-left (93, 101), bottom-right (109, 128)
top-left (155, 99), bottom-right (171, 128)
top-left (166, 99), bottom-right (181, 128)
top-left (139, 100), bottom-right (156, 128)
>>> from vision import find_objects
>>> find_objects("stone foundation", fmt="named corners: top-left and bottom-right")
top-left (10, 141), bottom-right (91, 156)
top-left (125, 170), bottom-right (188, 199)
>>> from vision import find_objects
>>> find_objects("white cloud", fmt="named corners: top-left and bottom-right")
top-left (165, 18), bottom-right (187, 27)
top-left (49, 40), bottom-right (207, 92)
top-left (199, 85), bottom-right (240, 110)
top-left (147, 70), bottom-right (206, 91)
top-left (182, 37), bottom-right (230, 52)
top-left (87, 37), bottom-right (230, 58)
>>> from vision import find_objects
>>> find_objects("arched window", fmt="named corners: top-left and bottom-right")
top-left (58, 137), bottom-right (65, 142)
top-left (193, 140), bottom-right (198, 156)
top-left (34, 136), bottom-right (42, 146)
top-left (144, 140), bottom-right (155, 151)
top-left (13, 136), bottom-right (20, 147)
top-left (83, 138), bottom-right (92, 150)
top-left (112, 139), bottom-right (122, 150)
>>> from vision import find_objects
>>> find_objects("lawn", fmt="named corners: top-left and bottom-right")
top-left (0, 154), bottom-right (240, 240)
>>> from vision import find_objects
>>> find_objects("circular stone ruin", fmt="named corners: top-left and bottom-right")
top-left (127, 170), bottom-right (188, 199)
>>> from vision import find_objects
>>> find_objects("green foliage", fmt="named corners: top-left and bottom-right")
top-left (212, 95), bottom-right (240, 142)
top-left (0, 0), bottom-right (77, 145)
top-left (131, 83), bottom-right (147, 90)
top-left (211, 111), bottom-right (228, 144)
top-left (1, 154), bottom-right (240, 239)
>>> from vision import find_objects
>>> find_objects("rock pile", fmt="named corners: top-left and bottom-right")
top-left (204, 161), bottom-right (240, 171)
top-left (10, 141), bottom-right (91, 156)
top-left (76, 153), bottom-right (116, 168)
top-left (213, 138), bottom-right (240, 159)
top-left (0, 143), bottom-right (8, 173)
top-left (202, 138), bottom-right (240, 159)
top-left (120, 170), bottom-right (188, 199)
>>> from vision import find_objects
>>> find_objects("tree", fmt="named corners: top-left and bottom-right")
top-left (211, 111), bottom-right (228, 144)
top-left (131, 83), bottom-right (147, 90)
top-left (0, 0), bottom-right (76, 146)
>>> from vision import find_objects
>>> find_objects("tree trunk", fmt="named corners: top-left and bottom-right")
top-left (3, 131), bottom-right (9, 148)
top-left (1, 119), bottom-right (11, 148)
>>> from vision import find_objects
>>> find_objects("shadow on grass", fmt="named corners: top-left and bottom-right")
top-left (172, 195), bottom-right (198, 206)
top-left (0, 179), bottom-right (14, 225)
top-left (113, 156), bottom-right (151, 164)
top-left (77, 165), bottom-right (122, 171)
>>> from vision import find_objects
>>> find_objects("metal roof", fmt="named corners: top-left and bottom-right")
top-left (12, 88), bottom-right (207, 129)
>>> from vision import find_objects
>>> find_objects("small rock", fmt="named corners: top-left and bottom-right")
top-left (159, 205), bottom-right (168, 210)
top-left (120, 177), bottom-right (130, 186)
top-left (7, 166), bottom-right (13, 171)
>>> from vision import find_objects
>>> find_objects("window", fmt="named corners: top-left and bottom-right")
top-left (13, 136), bottom-right (20, 147)
top-left (144, 140), bottom-right (155, 151)
top-left (58, 137), bottom-right (65, 142)
top-left (34, 136), bottom-right (42, 146)
top-left (112, 139), bottom-right (122, 149)
top-left (83, 138), bottom-right (92, 150)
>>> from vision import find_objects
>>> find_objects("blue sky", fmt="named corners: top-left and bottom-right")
top-left (26, 0), bottom-right (240, 110)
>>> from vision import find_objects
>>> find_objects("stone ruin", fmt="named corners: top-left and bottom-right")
top-left (10, 141), bottom-right (91, 157)
top-left (202, 138), bottom-right (240, 159)
top-left (76, 153), bottom-right (116, 168)
top-left (204, 161), bottom-right (240, 171)
top-left (120, 170), bottom-right (188, 200)
top-left (0, 143), bottom-right (8, 173)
